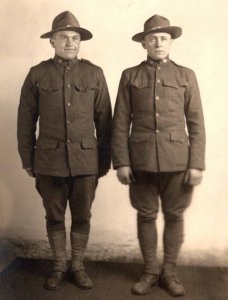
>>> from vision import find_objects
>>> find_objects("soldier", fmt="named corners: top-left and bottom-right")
top-left (17, 11), bottom-right (112, 291)
top-left (112, 15), bottom-right (205, 296)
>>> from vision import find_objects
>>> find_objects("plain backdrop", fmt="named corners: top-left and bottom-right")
top-left (0, 0), bottom-right (228, 253)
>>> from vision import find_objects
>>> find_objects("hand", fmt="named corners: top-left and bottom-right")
top-left (117, 166), bottom-right (135, 185)
top-left (184, 169), bottom-right (203, 186)
top-left (25, 167), bottom-right (35, 178)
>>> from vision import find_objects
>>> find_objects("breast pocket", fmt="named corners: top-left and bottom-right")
top-left (74, 82), bottom-right (96, 115)
top-left (37, 81), bottom-right (63, 117)
top-left (162, 80), bottom-right (187, 110)
top-left (130, 81), bottom-right (153, 112)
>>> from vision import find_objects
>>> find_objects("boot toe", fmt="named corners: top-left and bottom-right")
top-left (44, 271), bottom-right (66, 290)
top-left (71, 270), bottom-right (94, 289)
top-left (159, 275), bottom-right (186, 296)
top-left (132, 274), bottom-right (158, 295)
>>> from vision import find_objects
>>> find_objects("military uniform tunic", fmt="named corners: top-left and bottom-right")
top-left (112, 57), bottom-right (205, 172)
top-left (18, 56), bottom-right (112, 177)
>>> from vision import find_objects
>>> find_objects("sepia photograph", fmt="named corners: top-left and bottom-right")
top-left (0, 0), bottom-right (228, 299)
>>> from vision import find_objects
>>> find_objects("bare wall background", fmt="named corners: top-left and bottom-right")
top-left (0, 0), bottom-right (228, 257)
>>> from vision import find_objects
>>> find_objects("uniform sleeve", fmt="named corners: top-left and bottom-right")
top-left (94, 68), bottom-right (112, 176)
top-left (17, 69), bottom-right (39, 169)
top-left (184, 70), bottom-right (206, 170)
top-left (112, 70), bottom-right (132, 169)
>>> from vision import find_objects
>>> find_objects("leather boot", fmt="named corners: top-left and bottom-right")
top-left (132, 274), bottom-right (158, 295)
top-left (163, 220), bottom-right (184, 269)
top-left (70, 232), bottom-right (94, 289)
top-left (159, 264), bottom-right (185, 296)
top-left (44, 271), bottom-right (66, 290)
top-left (44, 230), bottom-right (67, 290)
top-left (132, 217), bottom-right (159, 294)
top-left (161, 220), bottom-right (185, 296)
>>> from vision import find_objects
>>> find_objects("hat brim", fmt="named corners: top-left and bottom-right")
top-left (40, 26), bottom-right (93, 40)
top-left (132, 26), bottom-right (182, 42)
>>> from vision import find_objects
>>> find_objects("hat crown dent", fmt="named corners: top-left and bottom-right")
top-left (144, 15), bottom-right (170, 31)
top-left (52, 11), bottom-right (80, 30)
top-left (40, 11), bottom-right (93, 40)
top-left (132, 14), bottom-right (182, 42)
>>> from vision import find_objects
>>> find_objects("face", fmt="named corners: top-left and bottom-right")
top-left (50, 30), bottom-right (81, 60)
top-left (142, 32), bottom-right (173, 60)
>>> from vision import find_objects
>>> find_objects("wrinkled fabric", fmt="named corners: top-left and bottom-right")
top-left (18, 56), bottom-right (112, 177)
top-left (112, 58), bottom-right (205, 172)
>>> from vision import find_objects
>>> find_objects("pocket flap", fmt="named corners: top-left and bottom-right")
top-left (170, 132), bottom-right (186, 143)
top-left (37, 81), bottom-right (61, 92)
top-left (81, 138), bottom-right (97, 149)
top-left (74, 81), bottom-right (96, 92)
top-left (162, 80), bottom-right (187, 89)
top-left (36, 139), bottom-right (58, 149)
top-left (130, 134), bottom-right (149, 143)
top-left (130, 81), bottom-right (152, 89)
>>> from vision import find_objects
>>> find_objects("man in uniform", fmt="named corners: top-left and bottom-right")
top-left (112, 15), bottom-right (205, 296)
top-left (17, 11), bottom-right (112, 291)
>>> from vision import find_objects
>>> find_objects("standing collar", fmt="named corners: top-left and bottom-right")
top-left (54, 55), bottom-right (78, 67)
top-left (146, 55), bottom-right (169, 67)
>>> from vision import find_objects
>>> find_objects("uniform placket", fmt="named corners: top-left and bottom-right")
top-left (64, 64), bottom-right (73, 151)
top-left (154, 64), bottom-right (162, 134)
top-left (154, 62), bottom-right (162, 171)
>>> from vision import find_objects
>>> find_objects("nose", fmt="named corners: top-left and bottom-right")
top-left (156, 38), bottom-right (162, 48)
top-left (66, 37), bottom-right (73, 46)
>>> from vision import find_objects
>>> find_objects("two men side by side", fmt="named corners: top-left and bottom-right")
top-left (17, 11), bottom-right (205, 297)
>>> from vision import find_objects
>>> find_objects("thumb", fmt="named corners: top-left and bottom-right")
top-left (184, 170), bottom-right (189, 184)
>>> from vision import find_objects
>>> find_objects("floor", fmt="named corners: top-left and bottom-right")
top-left (0, 258), bottom-right (228, 300)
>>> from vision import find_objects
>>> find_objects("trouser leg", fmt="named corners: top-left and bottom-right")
top-left (69, 175), bottom-right (97, 271)
top-left (47, 229), bottom-right (67, 272)
top-left (160, 172), bottom-right (193, 275)
top-left (36, 175), bottom-right (68, 272)
top-left (70, 232), bottom-right (89, 271)
top-left (137, 215), bottom-right (159, 274)
top-left (130, 172), bottom-right (160, 275)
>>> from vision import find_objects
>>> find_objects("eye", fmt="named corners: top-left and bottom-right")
top-left (60, 36), bottom-right (67, 41)
top-left (149, 37), bottom-right (157, 43)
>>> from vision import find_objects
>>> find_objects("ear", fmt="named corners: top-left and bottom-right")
top-left (141, 40), bottom-right (146, 49)
top-left (50, 38), bottom-right (55, 48)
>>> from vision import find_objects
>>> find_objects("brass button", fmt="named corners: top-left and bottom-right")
top-left (66, 66), bottom-right (70, 70)
top-left (67, 139), bottom-right (71, 144)
top-left (67, 120), bottom-right (71, 125)
top-left (156, 129), bottom-right (160, 133)
top-left (67, 102), bottom-right (71, 106)
top-left (157, 66), bottom-right (161, 70)
top-left (155, 96), bottom-right (160, 100)
top-left (66, 83), bottom-right (71, 88)
top-left (157, 79), bottom-right (160, 83)
top-left (155, 113), bottom-right (160, 117)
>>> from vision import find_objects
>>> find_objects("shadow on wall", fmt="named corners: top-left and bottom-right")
top-left (0, 89), bottom-right (45, 240)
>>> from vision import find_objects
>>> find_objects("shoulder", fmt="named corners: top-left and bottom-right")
top-left (123, 61), bottom-right (144, 73)
top-left (30, 58), bottom-right (53, 72)
top-left (170, 60), bottom-right (195, 75)
top-left (22, 59), bottom-right (53, 84)
top-left (121, 61), bottom-right (145, 79)
top-left (28, 59), bottom-right (53, 79)
top-left (79, 58), bottom-right (102, 71)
